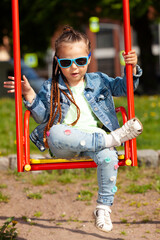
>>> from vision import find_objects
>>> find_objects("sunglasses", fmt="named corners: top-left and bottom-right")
top-left (57, 52), bottom-right (91, 68)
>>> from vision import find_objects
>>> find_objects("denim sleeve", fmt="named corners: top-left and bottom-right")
top-left (102, 64), bottom-right (142, 97)
top-left (23, 79), bottom-right (51, 124)
top-left (133, 65), bottom-right (142, 88)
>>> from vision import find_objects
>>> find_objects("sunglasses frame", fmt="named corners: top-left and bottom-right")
top-left (57, 52), bottom-right (91, 68)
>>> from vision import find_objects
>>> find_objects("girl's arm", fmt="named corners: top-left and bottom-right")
top-left (4, 75), bottom-right (49, 124)
top-left (102, 49), bottom-right (142, 97)
top-left (122, 50), bottom-right (137, 75)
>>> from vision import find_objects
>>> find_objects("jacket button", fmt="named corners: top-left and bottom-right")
top-left (86, 93), bottom-right (90, 98)
top-left (94, 107), bottom-right (98, 111)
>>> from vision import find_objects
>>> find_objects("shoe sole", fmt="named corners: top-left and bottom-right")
top-left (132, 117), bottom-right (143, 134)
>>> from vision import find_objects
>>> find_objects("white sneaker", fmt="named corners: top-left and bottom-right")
top-left (111, 117), bottom-right (143, 147)
top-left (94, 205), bottom-right (113, 232)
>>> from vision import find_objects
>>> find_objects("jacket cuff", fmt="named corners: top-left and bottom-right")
top-left (23, 94), bottom-right (39, 110)
top-left (133, 65), bottom-right (143, 78)
top-left (124, 64), bottom-right (142, 79)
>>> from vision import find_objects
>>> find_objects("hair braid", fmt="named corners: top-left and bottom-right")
top-left (43, 25), bottom-right (91, 148)
top-left (43, 58), bottom-right (60, 148)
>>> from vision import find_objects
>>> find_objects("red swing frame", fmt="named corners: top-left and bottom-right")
top-left (11, 0), bottom-right (137, 172)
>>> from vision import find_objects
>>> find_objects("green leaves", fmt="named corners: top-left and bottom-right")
top-left (0, 217), bottom-right (18, 240)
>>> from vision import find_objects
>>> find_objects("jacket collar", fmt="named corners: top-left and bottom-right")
top-left (58, 75), bottom-right (68, 90)
top-left (85, 73), bottom-right (94, 91)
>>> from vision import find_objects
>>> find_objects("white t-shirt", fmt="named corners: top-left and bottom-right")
top-left (63, 81), bottom-right (106, 134)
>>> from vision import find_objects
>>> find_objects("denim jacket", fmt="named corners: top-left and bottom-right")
top-left (24, 65), bottom-right (142, 151)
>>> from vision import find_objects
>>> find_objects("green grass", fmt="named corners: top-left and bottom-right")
top-left (0, 184), bottom-right (7, 189)
top-left (27, 192), bottom-right (42, 199)
top-left (0, 191), bottom-right (10, 203)
top-left (117, 166), bottom-right (160, 194)
top-left (29, 171), bottom-right (56, 186)
top-left (125, 167), bottom-right (141, 181)
top-left (114, 95), bottom-right (160, 150)
top-left (0, 95), bottom-right (160, 155)
top-left (34, 211), bottom-right (43, 217)
top-left (120, 230), bottom-right (127, 235)
top-left (0, 98), bottom-right (38, 156)
top-left (6, 168), bottom-right (96, 189)
top-left (125, 183), bottom-right (152, 194)
top-left (76, 190), bottom-right (94, 201)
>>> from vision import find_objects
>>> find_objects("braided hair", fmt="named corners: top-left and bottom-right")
top-left (43, 26), bottom-right (91, 148)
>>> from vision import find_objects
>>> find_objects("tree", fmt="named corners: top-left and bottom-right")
top-left (0, 0), bottom-right (12, 43)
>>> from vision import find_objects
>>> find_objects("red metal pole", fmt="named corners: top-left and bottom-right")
top-left (122, 0), bottom-right (137, 166)
top-left (116, 106), bottom-right (130, 161)
top-left (11, 0), bottom-right (24, 172)
top-left (30, 162), bottom-right (97, 171)
top-left (24, 110), bottom-right (31, 166)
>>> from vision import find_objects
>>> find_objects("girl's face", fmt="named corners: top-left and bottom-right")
top-left (56, 41), bottom-right (91, 87)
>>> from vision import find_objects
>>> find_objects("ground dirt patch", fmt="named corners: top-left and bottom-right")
top-left (0, 167), bottom-right (160, 240)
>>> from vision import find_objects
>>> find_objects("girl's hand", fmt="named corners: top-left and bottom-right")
top-left (122, 50), bottom-right (137, 75)
top-left (4, 75), bottom-right (36, 103)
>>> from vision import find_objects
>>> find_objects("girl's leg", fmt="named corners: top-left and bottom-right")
top-left (47, 124), bottom-right (106, 158)
top-left (82, 148), bottom-right (118, 232)
top-left (47, 117), bottom-right (143, 157)
top-left (82, 148), bottom-right (118, 206)
top-left (47, 118), bottom-right (143, 157)
top-left (48, 124), bottom-right (118, 201)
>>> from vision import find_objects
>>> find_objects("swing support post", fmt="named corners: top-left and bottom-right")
top-left (122, 0), bottom-right (137, 166)
top-left (11, 0), bottom-right (24, 172)
top-left (11, 0), bottom-right (137, 172)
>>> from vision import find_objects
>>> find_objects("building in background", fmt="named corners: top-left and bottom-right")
top-left (87, 19), bottom-right (160, 82)
top-left (87, 19), bottom-right (123, 77)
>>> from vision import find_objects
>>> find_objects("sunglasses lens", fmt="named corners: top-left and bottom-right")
top-left (60, 59), bottom-right (71, 67)
top-left (76, 58), bottom-right (87, 66)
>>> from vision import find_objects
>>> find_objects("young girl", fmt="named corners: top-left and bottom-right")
top-left (4, 26), bottom-right (143, 233)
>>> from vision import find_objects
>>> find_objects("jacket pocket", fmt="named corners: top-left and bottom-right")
top-left (96, 88), bottom-right (113, 111)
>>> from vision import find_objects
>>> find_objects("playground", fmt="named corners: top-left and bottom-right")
top-left (0, 166), bottom-right (159, 239)
top-left (0, 0), bottom-right (160, 239)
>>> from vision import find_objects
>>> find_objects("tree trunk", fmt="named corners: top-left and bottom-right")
top-left (133, 13), bottom-right (157, 94)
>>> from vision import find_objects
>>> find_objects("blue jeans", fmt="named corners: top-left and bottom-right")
top-left (47, 124), bottom-right (118, 206)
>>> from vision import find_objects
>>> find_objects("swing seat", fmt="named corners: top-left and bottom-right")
top-left (23, 106), bottom-right (134, 172)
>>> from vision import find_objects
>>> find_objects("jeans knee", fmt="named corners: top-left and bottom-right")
top-left (49, 124), bottom-right (64, 136)
top-left (47, 124), bottom-right (78, 150)
top-left (47, 125), bottom-right (63, 147)
top-left (48, 124), bottom-right (69, 142)
top-left (95, 149), bottom-right (118, 166)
